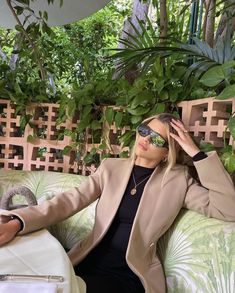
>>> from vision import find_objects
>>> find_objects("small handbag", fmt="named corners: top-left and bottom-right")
top-left (0, 186), bottom-right (37, 210)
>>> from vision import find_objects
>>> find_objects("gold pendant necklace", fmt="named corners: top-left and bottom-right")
top-left (131, 172), bottom-right (150, 196)
top-left (130, 188), bottom-right (137, 195)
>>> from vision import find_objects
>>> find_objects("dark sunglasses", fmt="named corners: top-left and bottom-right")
top-left (137, 124), bottom-right (168, 149)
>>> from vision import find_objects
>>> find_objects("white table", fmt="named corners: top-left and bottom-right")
top-left (0, 229), bottom-right (86, 293)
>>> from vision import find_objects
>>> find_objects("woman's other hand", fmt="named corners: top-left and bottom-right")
top-left (0, 216), bottom-right (21, 245)
top-left (169, 118), bottom-right (200, 157)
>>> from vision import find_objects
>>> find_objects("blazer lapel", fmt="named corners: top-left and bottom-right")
top-left (93, 158), bottom-right (135, 239)
top-left (128, 164), bottom-right (165, 247)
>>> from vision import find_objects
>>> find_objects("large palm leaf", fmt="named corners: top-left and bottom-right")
top-left (110, 19), bottom-right (235, 80)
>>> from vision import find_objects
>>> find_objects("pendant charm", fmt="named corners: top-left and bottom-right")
top-left (130, 188), bottom-right (137, 195)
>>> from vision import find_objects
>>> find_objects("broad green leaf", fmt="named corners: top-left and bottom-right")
top-left (148, 103), bottom-right (165, 116)
top-left (160, 91), bottom-right (168, 101)
top-left (63, 129), bottom-right (72, 136)
top-left (67, 99), bottom-right (76, 117)
top-left (101, 153), bottom-right (112, 160)
top-left (70, 132), bottom-right (77, 141)
top-left (190, 88), bottom-right (206, 99)
top-left (116, 96), bottom-right (127, 106)
top-left (114, 112), bottom-right (123, 128)
top-left (221, 152), bottom-right (235, 173)
top-left (35, 95), bottom-right (48, 102)
top-left (99, 141), bottom-right (107, 150)
top-left (200, 66), bottom-right (225, 87)
top-left (228, 116), bottom-right (235, 139)
top-left (78, 96), bottom-right (94, 106)
top-left (131, 115), bottom-right (142, 124)
top-left (155, 103), bottom-right (165, 114)
top-left (90, 147), bottom-right (97, 156)
top-left (127, 106), bottom-right (150, 116)
top-left (82, 105), bottom-right (92, 118)
top-left (199, 142), bottom-right (215, 152)
top-left (128, 86), bottom-right (142, 98)
top-left (83, 153), bottom-right (94, 164)
top-left (20, 114), bottom-right (31, 130)
top-left (222, 60), bottom-right (235, 70)
top-left (27, 135), bottom-right (35, 143)
top-left (154, 80), bottom-right (165, 94)
top-left (216, 85), bottom-right (235, 100)
top-left (119, 151), bottom-right (129, 158)
top-left (119, 130), bottom-right (135, 147)
top-left (91, 120), bottom-right (101, 130)
top-left (76, 117), bottom-right (90, 132)
top-left (14, 82), bottom-right (23, 94)
top-left (105, 108), bottom-right (114, 125)
top-left (62, 145), bottom-right (72, 155)
top-left (57, 132), bottom-right (64, 140)
top-left (131, 91), bottom-right (154, 109)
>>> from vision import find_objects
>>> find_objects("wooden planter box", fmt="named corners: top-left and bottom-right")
top-left (0, 97), bottom-right (234, 175)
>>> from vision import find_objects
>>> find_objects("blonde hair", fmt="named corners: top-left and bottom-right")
top-left (131, 113), bottom-right (183, 185)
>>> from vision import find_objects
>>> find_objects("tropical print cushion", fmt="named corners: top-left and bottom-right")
top-left (48, 199), bottom-right (96, 250)
top-left (157, 209), bottom-right (235, 292)
top-left (0, 170), bottom-right (95, 250)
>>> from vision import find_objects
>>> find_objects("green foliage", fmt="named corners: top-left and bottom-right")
top-left (217, 85), bottom-right (235, 100)
top-left (199, 142), bottom-right (216, 153)
top-left (0, 0), bottom-right (234, 174)
top-left (200, 60), bottom-right (235, 99)
top-left (0, 0), bottom-right (130, 111)
top-left (55, 57), bottom-right (190, 165)
top-left (221, 146), bottom-right (235, 173)
top-left (110, 20), bottom-right (235, 100)
top-left (228, 114), bottom-right (235, 139)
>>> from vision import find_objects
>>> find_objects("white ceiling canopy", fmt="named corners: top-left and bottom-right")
top-left (0, 0), bottom-right (111, 28)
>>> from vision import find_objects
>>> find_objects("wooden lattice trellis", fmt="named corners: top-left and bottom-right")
top-left (0, 100), bottom-right (130, 175)
top-left (0, 97), bottom-right (234, 175)
top-left (178, 97), bottom-right (235, 148)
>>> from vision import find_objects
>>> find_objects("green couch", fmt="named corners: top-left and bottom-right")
top-left (0, 169), bottom-right (234, 293)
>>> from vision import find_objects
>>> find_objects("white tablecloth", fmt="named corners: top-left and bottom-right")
top-left (0, 229), bottom-right (86, 293)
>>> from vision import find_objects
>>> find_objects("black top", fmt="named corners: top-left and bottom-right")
top-left (76, 164), bottom-right (155, 288)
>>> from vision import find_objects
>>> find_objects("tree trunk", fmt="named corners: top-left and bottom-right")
top-left (215, 0), bottom-right (235, 42)
top-left (159, 0), bottom-right (167, 42)
top-left (113, 0), bottom-right (150, 83)
top-left (204, 0), bottom-right (216, 47)
top-left (118, 0), bottom-right (150, 50)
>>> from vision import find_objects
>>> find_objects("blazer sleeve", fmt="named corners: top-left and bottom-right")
top-left (183, 151), bottom-right (235, 221)
top-left (0, 159), bottom-right (106, 234)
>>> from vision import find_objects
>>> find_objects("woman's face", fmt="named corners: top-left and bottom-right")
top-left (135, 119), bottom-right (169, 167)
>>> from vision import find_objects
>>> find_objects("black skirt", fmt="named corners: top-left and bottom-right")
top-left (75, 264), bottom-right (145, 293)
top-left (78, 273), bottom-right (144, 293)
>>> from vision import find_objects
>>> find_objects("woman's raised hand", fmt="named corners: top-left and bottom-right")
top-left (169, 118), bottom-right (200, 157)
top-left (0, 217), bottom-right (21, 246)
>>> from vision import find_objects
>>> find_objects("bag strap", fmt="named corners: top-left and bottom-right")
top-left (0, 186), bottom-right (37, 210)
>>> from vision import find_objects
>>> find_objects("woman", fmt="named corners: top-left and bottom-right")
top-left (0, 113), bottom-right (235, 293)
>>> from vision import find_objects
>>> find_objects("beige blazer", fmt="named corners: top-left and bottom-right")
top-left (2, 151), bottom-right (235, 293)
